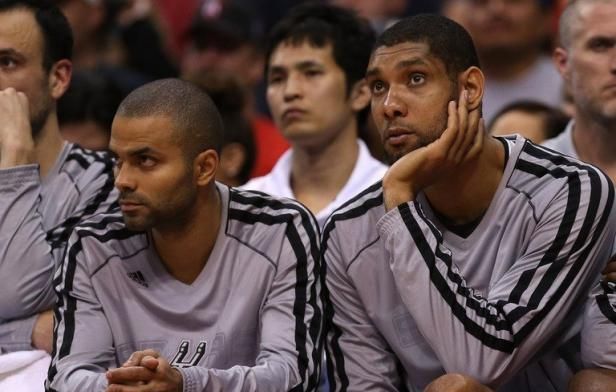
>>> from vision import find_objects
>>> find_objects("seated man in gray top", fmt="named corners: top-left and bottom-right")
top-left (546, 0), bottom-right (616, 389)
top-left (0, 0), bottom-right (117, 354)
top-left (46, 79), bottom-right (322, 392)
top-left (323, 14), bottom-right (616, 391)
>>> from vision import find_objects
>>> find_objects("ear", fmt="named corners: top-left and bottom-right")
top-left (217, 143), bottom-right (247, 182)
top-left (349, 79), bottom-right (372, 112)
top-left (48, 59), bottom-right (72, 100)
top-left (194, 149), bottom-right (219, 187)
top-left (458, 66), bottom-right (484, 111)
top-left (552, 47), bottom-right (569, 80)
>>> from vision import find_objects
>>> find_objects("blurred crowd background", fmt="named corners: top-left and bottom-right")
top-left (57, 0), bottom-right (572, 185)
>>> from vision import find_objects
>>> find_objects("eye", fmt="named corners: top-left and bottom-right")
top-left (268, 74), bottom-right (284, 85)
top-left (138, 155), bottom-right (156, 168)
top-left (370, 80), bottom-right (386, 95)
top-left (305, 69), bottom-right (322, 78)
top-left (588, 38), bottom-right (615, 52)
top-left (409, 73), bottom-right (425, 86)
top-left (0, 56), bottom-right (17, 69)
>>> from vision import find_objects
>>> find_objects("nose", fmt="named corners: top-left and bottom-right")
top-left (381, 87), bottom-right (407, 120)
top-left (283, 72), bottom-right (302, 101)
top-left (114, 162), bottom-right (136, 193)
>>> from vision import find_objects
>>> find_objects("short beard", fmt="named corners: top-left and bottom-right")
top-left (30, 93), bottom-right (53, 139)
top-left (385, 87), bottom-right (458, 164)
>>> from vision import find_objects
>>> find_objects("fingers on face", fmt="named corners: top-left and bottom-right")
top-left (451, 90), bottom-right (469, 163)
top-left (439, 100), bottom-right (459, 158)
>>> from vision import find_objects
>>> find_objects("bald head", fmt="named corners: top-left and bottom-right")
top-left (115, 78), bottom-right (223, 160)
top-left (559, 0), bottom-right (613, 48)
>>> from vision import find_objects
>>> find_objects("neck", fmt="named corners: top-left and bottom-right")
top-left (424, 136), bottom-right (505, 225)
top-left (572, 115), bottom-right (616, 182)
top-left (35, 113), bottom-right (65, 178)
top-left (480, 48), bottom-right (541, 80)
top-left (151, 185), bottom-right (222, 284)
top-left (290, 121), bottom-right (359, 215)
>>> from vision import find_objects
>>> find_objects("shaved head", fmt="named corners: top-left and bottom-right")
top-left (115, 78), bottom-right (223, 160)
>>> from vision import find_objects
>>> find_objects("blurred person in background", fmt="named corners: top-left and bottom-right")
top-left (545, 0), bottom-right (616, 388)
top-left (489, 100), bottom-right (569, 143)
top-left (443, 0), bottom-right (563, 123)
top-left (182, 1), bottom-right (289, 178)
top-left (57, 69), bottom-right (125, 150)
top-left (186, 71), bottom-right (256, 187)
top-left (243, 3), bottom-right (388, 229)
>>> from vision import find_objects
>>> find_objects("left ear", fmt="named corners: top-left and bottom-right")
top-left (457, 66), bottom-right (484, 112)
top-left (349, 79), bottom-right (372, 112)
top-left (48, 59), bottom-right (72, 100)
top-left (194, 149), bottom-right (219, 187)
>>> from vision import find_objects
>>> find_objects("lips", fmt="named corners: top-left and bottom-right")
top-left (384, 127), bottom-right (413, 146)
top-left (281, 108), bottom-right (306, 121)
top-left (119, 199), bottom-right (144, 213)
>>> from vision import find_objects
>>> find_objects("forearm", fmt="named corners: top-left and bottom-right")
top-left (377, 200), bottom-right (614, 385)
top-left (0, 165), bottom-right (57, 318)
top-left (177, 361), bottom-right (301, 392)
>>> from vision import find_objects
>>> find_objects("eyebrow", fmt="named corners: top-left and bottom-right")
top-left (269, 60), bottom-right (323, 75)
top-left (366, 58), bottom-right (429, 78)
top-left (0, 48), bottom-right (23, 58)
top-left (110, 146), bottom-right (155, 158)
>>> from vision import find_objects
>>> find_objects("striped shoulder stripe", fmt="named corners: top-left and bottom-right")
top-left (64, 145), bottom-right (114, 168)
top-left (46, 160), bottom-right (117, 248)
top-left (322, 182), bottom-right (383, 392)
top-left (398, 142), bottom-right (614, 353)
top-left (229, 189), bottom-right (322, 391)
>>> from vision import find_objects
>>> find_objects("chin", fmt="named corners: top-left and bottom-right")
top-left (384, 144), bottom-right (419, 164)
top-left (122, 216), bottom-right (152, 232)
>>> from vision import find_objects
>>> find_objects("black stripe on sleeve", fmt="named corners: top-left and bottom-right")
top-left (596, 282), bottom-right (616, 324)
top-left (227, 199), bottom-right (318, 391)
top-left (230, 190), bottom-right (322, 391)
top-left (396, 142), bottom-right (614, 352)
top-left (399, 202), bottom-right (516, 352)
top-left (46, 158), bottom-right (117, 248)
top-left (47, 225), bottom-right (142, 386)
top-left (320, 187), bottom-right (385, 392)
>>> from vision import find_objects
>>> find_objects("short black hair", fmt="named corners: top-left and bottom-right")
top-left (116, 78), bottom-right (224, 159)
top-left (265, 2), bottom-right (375, 94)
top-left (0, 0), bottom-right (73, 71)
top-left (376, 14), bottom-right (480, 81)
top-left (58, 70), bottom-right (125, 132)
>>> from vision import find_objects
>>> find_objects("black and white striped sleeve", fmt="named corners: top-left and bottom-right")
top-left (178, 194), bottom-right (323, 392)
top-left (45, 227), bottom-right (115, 392)
top-left (376, 165), bottom-right (616, 387)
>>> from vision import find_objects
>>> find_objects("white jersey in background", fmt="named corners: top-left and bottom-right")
top-left (242, 140), bottom-right (387, 228)
top-left (324, 136), bottom-right (616, 391)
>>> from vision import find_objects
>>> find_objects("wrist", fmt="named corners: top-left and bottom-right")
top-left (382, 180), bottom-right (416, 211)
top-left (172, 367), bottom-right (184, 392)
top-left (1, 139), bottom-right (35, 167)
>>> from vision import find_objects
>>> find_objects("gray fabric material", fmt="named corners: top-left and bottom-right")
top-left (46, 184), bottom-right (322, 392)
top-left (324, 136), bottom-right (616, 391)
top-left (0, 143), bottom-right (117, 353)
